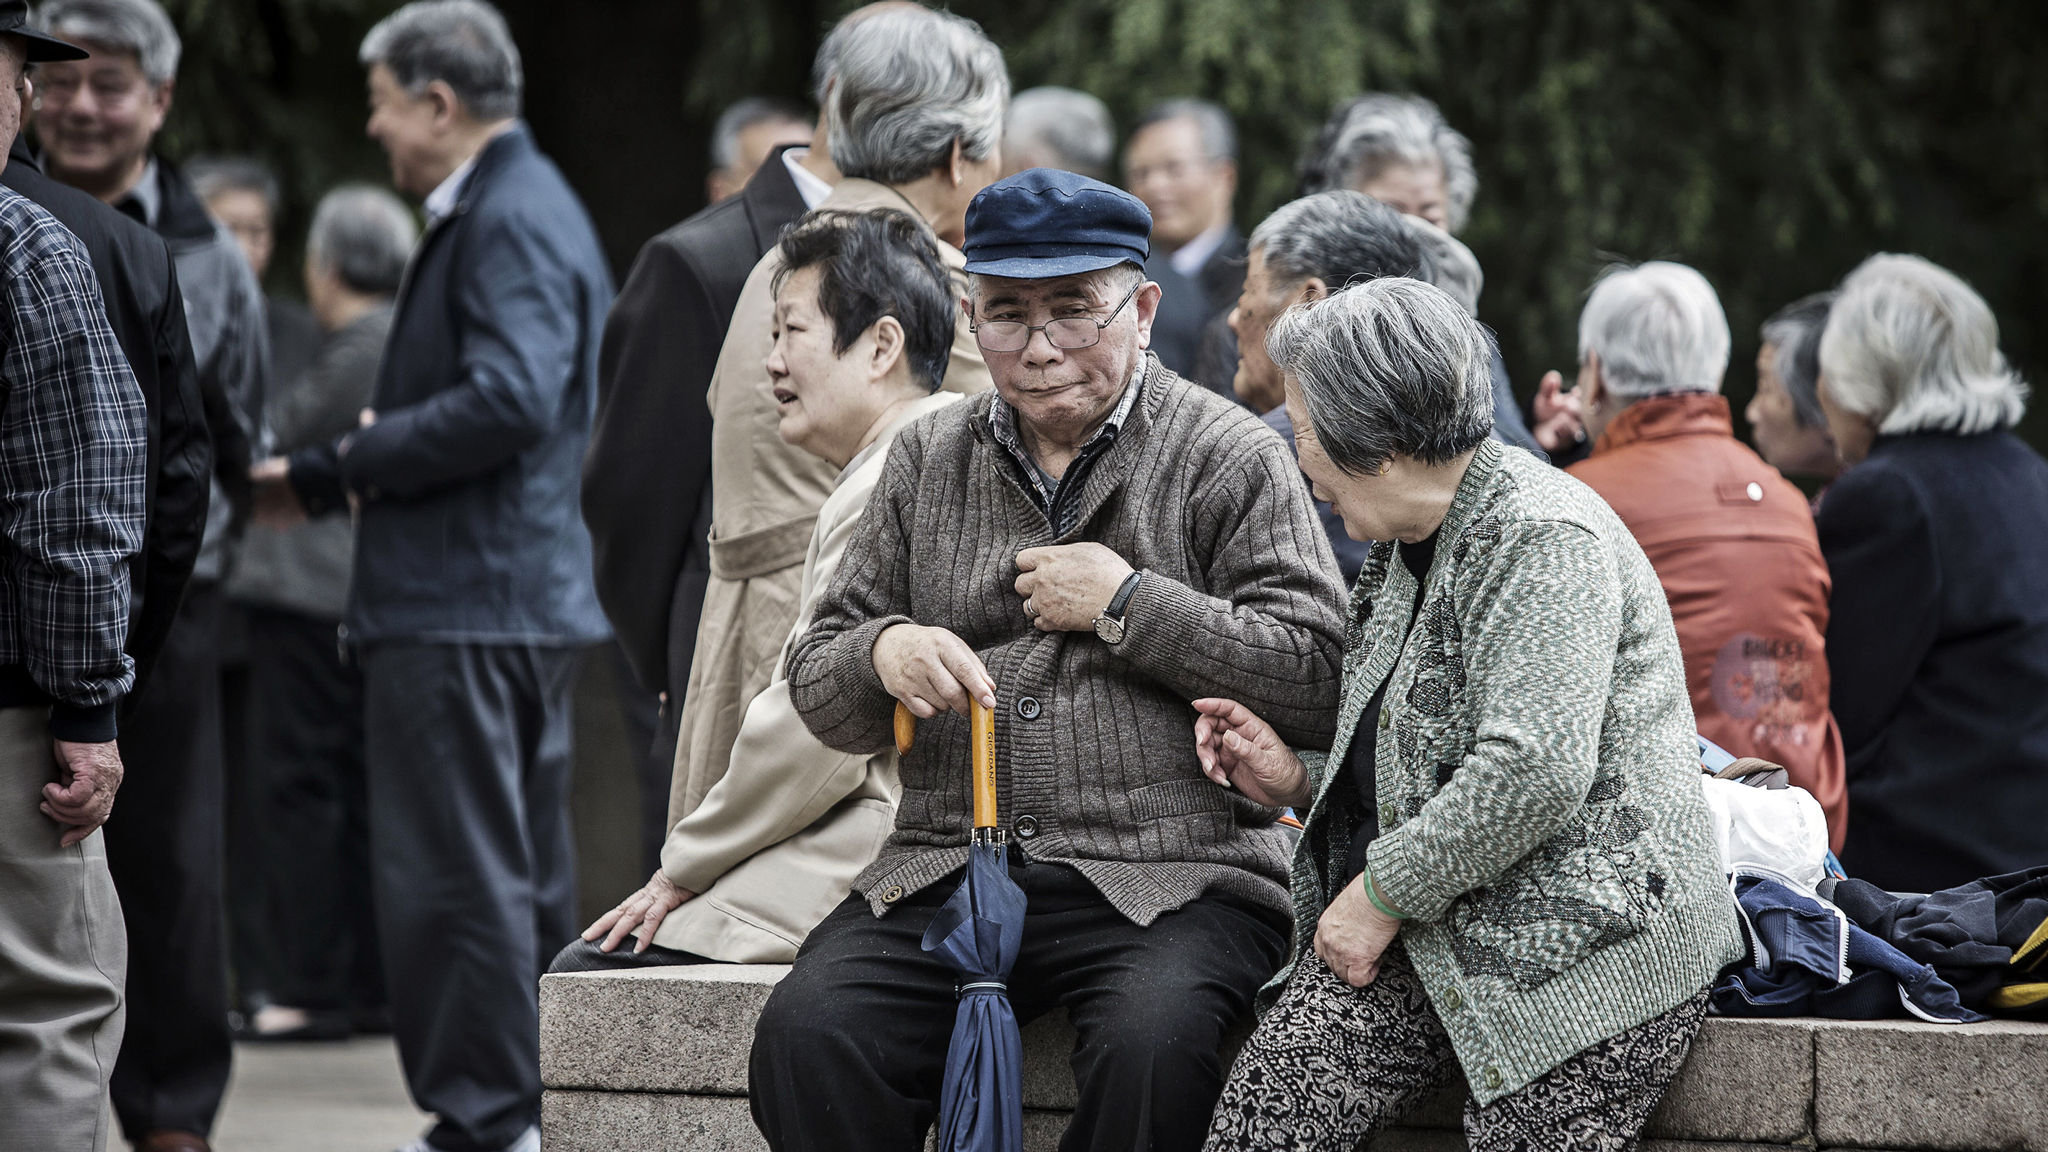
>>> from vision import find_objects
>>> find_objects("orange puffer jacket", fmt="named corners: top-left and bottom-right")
top-left (1571, 393), bottom-right (1847, 850)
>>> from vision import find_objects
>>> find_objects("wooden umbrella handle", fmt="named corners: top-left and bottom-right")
top-left (893, 702), bottom-right (916, 756)
top-left (970, 698), bottom-right (997, 831)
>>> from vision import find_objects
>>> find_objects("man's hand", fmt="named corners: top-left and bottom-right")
top-left (1531, 370), bottom-right (1586, 455)
top-left (1192, 697), bottom-right (1311, 808)
top-left (873, 623), bottom-right (997, 719)
top-left (250, 456), bottom-right (306, 528)
top-left (41, 739), bottom-right (124, 848)
top-left (1014, 543), bottom-right (1134, 632)
top-left (1314, 872), bottom-right (1404, 987)
top-left (582, 870), bottom-right (697, 954)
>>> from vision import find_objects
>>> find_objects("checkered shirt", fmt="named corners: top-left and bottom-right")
top-left (0, 187), bottom-right (148, 729)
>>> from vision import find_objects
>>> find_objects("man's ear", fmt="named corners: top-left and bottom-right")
top-left (425, 79), bottom-right (461, 130)
top-left (869, 315), bottom-right (907, 380)
top-left (1131, 279), bottom-right (1163, 351)
top-left (947, 136), bottom-right (965, 187)
top-left (1298, 276), bottom-right (1329, 304)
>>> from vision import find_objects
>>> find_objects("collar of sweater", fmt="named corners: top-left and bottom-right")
top-left (1436, 436), bottom-right (1508, 549)
top-left (1592, 391), bottom-right (1732, 454)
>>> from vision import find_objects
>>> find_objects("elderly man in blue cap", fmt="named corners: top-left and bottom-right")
top-left (753, 170), bottom-right (1346, 1150)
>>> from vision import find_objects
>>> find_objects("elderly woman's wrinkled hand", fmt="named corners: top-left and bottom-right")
top-left (873, 622), bottom-right (999, 718)
top-left (1315, 873), bottom-right (1404, 987)
top-left (583, 869), bottom-right (698, 954)
top-left (1192, 698), bottom-right (1311, 808)
top-left (1014, 543), bottom-right (1134, 632)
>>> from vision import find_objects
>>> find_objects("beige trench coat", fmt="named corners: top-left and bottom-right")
top-left (668, 179), bottom-right (991, 831)
top-left (653, 391), bottom-right (965, 960)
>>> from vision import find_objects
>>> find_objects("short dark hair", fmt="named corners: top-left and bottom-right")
top-left (1759, 292), bottom-right (1835, 430)
top-left (772, 209), bottom-right (957, 393)
top-left (1131, 98), bottom-right (1235, 162)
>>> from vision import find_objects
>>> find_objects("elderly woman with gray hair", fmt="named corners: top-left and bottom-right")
top-left (1813, 254), bottom-right (2048, 894)
top-left (1195, 278), bottom-right (1740, 1150)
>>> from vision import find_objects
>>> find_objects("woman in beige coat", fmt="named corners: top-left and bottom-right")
top-left (553, 209), bottom-right (965, 969)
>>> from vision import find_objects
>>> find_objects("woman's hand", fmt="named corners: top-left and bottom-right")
top-left (1315, 872), bottom-right (1404, 987)
top-left (1192, 697), bottom-right (1310, 808)
top-left (582, 870), bottom-right (698, 954)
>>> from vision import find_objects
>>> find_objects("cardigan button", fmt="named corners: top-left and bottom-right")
top-left (881, 884), bottom-right (905, 903)
top-left (1013, 814), bottom-right (1039, 839)
top-left (1377, 709), bottom-right (1391, 731)
top-left (1443, 988), bottom-right (1463, 1011)
top-left (1483, 1066), bottom-right (1502, 1091)
top-left (1378, 803), bottom-right (1397, 828)
top-left (1016, 696), bottom-right (1042, 721)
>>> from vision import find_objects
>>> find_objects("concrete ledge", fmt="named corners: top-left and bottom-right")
top-left (541, 965), bottom-right (2048, 1152)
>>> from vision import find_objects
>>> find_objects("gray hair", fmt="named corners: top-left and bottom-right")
top-left (1131, 98), bottom-right (1236, 162)
top-left (307, 184), bottom-right (419, 297)
top-left (188, 156), bottom-right (280, 216)
top-left (1300, 94), bottom-right (1478, 234)
top-left (1247, 190), bottom-right (1426, 299)
top-left (1759, 292), bottom-right (1834, 430)
top-left (710, 97), bottom-right (812, 170)
top-left (38, 0), bottom-right (181, 84)
top-left (360, 0), bottom-right (523, 122)
top-left (1267, 277), bottom-right (1497, 474)
top-left (1006, 86), bottom-right (1116, 181)
top-left (1577, 261), bottom-right (1730, 400)
top-left (1403, 214), bottom-right (1482, 316)
top-left (1818, 253), bottom-right (2027, 437)
top-left (825, 5), bottom-right (1008, 185)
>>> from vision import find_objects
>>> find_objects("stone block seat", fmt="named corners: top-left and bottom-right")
top-left (540, 964), bottom-right (2048, 1152)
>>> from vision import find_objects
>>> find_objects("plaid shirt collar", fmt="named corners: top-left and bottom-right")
top-left (989, 362), bottom-right (1145, 526)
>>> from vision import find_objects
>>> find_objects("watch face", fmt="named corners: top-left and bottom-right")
top-left (1094, 615), bottom-right (1126, 644)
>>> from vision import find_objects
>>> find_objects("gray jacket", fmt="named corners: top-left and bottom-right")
top-left (226, 307), bottom-right (390, 619)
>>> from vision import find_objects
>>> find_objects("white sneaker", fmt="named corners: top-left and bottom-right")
top-left (394, 1126), bottom-right (539, 1152)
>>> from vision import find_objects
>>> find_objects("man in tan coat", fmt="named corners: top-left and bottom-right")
top-left (555, 209), bottom-right (971, 969)
top-left (666, 3), bottom-right (1005, 834)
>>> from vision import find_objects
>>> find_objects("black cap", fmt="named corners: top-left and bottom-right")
top-left (0, 0), bottom-right (90, 63)
top-left (963, 168), bottom-right (1152, 280)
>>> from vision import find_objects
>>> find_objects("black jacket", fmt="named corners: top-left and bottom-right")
top-left (1819, 431), bottom-right (2048, 892)
top-left (582, 143), bottom-right (809, 697)
top-left (291, 123), bottom-right (611, 644)
top-left (2, 138), bottom-right (210, 699)
top-left (1145, 229), bottom-right (1247, 388)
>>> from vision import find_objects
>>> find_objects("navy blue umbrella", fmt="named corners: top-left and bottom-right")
top-left (901, 700), bottom-right (1027, 1152)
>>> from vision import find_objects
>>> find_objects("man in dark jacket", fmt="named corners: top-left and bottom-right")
top-left (582, 111), bottom-right (830, 868)
top-left (1124, 99), bottom-right (1246, 391)
top-left (33, 3), bottom-right (268, 1147)
top-left (263, 5), bottom-right (611, 1150)
top-left (1, 135), bottom-right (209, 697)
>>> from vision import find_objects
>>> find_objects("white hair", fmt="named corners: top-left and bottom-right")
top-left (1006, 86), bottom-right (1115, 181)
top-left (1577, 261), bottom-right (1730, 400)
top-left (1267, 277), bottom-right (1496, 473)
top-left (825, 5), bottom-right (1008, 185)
top-left (39, 0), bottom-right (182, 84)
top-left (307, 184), bottom-right (419, 297)
top-left (360, 0), bottom-right (523, 122)
top-left (1819, 253), bottom-right (2026, 437)
top-left (710, 97), bottom-right (812, 170)
top-left (1301, 94), bottom-right (1478, 234)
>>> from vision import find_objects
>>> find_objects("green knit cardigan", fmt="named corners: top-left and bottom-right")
top-left (1276, 438), bottom-right (1743, 1105)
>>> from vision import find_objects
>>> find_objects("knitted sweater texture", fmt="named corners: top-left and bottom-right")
top-left (1286, 439), bottom-right (1743, 1104)
top-left (787, 358), bottom-right (1348, 925)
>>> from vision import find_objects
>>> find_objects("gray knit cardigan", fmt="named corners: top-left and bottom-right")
top-left (787, 358), bottom-right (1349, 926)
top-left (1286, 438), bottom-right (1743, 1105)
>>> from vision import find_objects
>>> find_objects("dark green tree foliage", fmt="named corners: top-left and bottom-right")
top-left (156, 0), bottom-right (2045, 444)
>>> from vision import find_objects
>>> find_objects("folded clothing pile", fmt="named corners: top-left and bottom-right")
top-left (1829, 866), bottom-right (2048, 1020)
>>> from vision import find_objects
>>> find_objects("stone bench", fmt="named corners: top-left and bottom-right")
top-left (539, 965), bottom-right (2048, 1152)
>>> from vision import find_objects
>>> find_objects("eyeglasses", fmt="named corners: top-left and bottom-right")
top-left (970, 281), bottom-right (1141, 353)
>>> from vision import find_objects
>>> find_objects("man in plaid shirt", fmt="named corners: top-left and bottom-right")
top-left (0, 12), bottom-right (151, 1149)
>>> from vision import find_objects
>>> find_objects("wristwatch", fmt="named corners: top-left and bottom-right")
top-left (1094, 572), bottom-right (1144, 644)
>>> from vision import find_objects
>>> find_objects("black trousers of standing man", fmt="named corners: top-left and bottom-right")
top-left (108, 582), bottom-right (233, 1142)
top-left (363, 641), bottom-right (579, 1152)
top-left (750, 860), bottom-right (1289, 1152)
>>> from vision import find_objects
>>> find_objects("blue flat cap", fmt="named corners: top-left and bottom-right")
top-left (963, 168), bottom-right (1152, 279)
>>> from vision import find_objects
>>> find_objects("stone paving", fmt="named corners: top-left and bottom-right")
top-left (209, 1038), bottom-right (427, 1152)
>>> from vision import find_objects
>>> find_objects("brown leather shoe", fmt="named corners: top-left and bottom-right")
top-left (137, 1130), bottom-right (211, 1152)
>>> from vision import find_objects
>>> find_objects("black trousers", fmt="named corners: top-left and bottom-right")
top-left (108, 581), bottom-right (232, 1140)
top-left (750, 861), bottom-right (1289, 1152)
top-left (363, 641), bottom-right (580, 1152)
top-left (249, 607), bottom-right (381, 1014)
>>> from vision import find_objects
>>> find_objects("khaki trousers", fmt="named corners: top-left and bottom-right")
top-left (0, 706), bottom-right (127, 1152)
